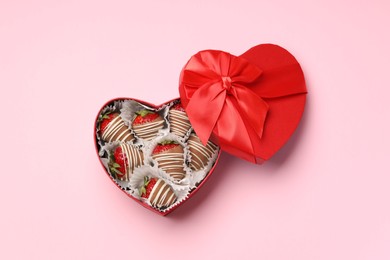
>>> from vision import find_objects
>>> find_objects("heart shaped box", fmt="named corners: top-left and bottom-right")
top-left (94, 44), bottom-right (307, 215)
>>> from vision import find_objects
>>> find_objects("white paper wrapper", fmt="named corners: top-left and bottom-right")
top-left (100, 157), bottom-right (109, 171)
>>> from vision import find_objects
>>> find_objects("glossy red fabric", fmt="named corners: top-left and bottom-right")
top-left (179, 44), bottom-right (307, 163)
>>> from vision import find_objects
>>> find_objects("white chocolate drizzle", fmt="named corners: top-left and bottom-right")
top-left (102, 115), bottom-right (133, 142)
top-left (119, 143), bottom-right (143, 181)
top-left (188, 134), bottom-right (218, 171)
top-left (133, 119), bottom-right (164, 141)
top-left (169, 109), bottom-right (191, 137)
top-left (152, 152), bottom-right (186, 181)
top-left (149, 179), bottom-right (177, 208)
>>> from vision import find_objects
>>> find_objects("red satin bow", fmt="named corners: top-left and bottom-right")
top-left (180, 49), bottom-right (267, 144)
top-left (179, 49), bottom-right (306, 163)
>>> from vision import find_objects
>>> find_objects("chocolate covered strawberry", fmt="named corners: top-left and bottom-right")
top-left (132, 109), bottom-right (164, 141)
top-left (188, 133), bottom-right (218, 171)
top-left (140, 176), bottom-right (177, 209)
top-left (99, 112), bottom-right (134, 142)
top-left (151, 141), bottom-right (186, 181)
top-left (169, 103), bottom-right (191, 137)
top-left (109, 143), bottom-right (144, 181)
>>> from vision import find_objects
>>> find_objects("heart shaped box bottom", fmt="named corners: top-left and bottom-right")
top-left (94, 97), bottom-right (221, 216)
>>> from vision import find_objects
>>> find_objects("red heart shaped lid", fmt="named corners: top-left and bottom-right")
top-left (179, 44), bottom-right (307, 163)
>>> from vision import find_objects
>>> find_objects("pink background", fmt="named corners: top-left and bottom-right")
top-left (1, 0), bottom-right (389, 259)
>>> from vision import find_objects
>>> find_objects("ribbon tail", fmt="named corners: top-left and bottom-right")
top-left (232, 84), bottom-right (269, 139)
top-left (214, 97), bottom-right (257, 163)
top-left (185, 83), bottom-right (226, 145)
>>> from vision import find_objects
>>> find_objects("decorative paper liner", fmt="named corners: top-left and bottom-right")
top-left (95, 98), bottom-right (219, 213)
